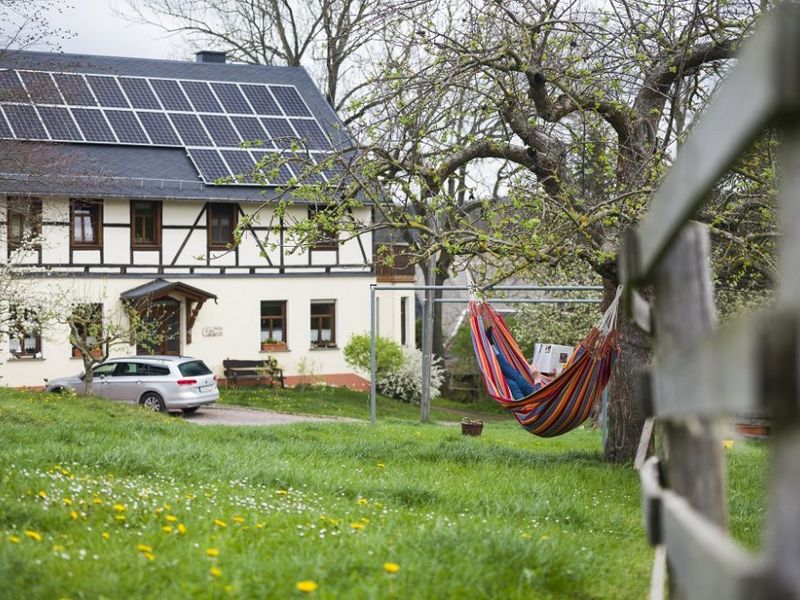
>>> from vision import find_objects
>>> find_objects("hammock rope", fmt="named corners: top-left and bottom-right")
top-left (469, 287), bottom-right (621, 437)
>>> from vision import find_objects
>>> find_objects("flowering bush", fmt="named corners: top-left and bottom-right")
top-left (377, 347), bottom-right (444, 404)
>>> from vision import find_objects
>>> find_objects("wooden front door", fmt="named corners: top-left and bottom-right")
top-left (138, 298), bottom-right (181, 356)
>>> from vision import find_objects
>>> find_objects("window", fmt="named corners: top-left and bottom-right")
top-left (208, 203), bottom-right (237, 249)
top-left (310, 301), bottom-right (336, 348)
top-left (70, 303), bottom-right (103, 358)
top-left (131, 201), bottom-right (161, 248)
top-left (260, 301), bottom-right (287, 346)
top-left (307, 207), bottom-right (338, 250)
top-left (7, 197), bottom-right (42, 254)
top-left (91, 363), bottom-right (116, 377)
top-left (401, 297), bottom-right (408, 346)
top-left (112, 362), bottom-right (170, 376)
top-left (71, 199), bottom-right (103, 248)
top-left (8, 306), bottom-right (41, 358)
top-left (178, 360), bottom-right (212, 376)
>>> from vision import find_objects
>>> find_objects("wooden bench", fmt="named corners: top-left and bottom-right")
top-left (223, 358), bottom-right (285, 388)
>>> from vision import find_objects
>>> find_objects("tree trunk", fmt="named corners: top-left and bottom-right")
top-left (602, 276), bottom-right (652, 462)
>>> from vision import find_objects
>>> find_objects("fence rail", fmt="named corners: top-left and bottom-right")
top-left (620, 2), bottom-right (800, 598)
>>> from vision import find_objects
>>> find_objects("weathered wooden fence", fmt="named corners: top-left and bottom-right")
top-left (620, 3), bottom-right (800, 598)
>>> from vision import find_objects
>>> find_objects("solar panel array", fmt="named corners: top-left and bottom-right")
top-left (0, 68), bottom-right (339, 186)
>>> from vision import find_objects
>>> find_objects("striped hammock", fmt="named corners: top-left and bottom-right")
top-left (469, 288), bottom-right (621, 437)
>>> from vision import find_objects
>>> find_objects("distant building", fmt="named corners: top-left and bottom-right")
top-left (0, 50), bottom-right (414, 388)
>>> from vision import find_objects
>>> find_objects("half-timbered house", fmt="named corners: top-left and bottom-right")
top-left (0, 50), bottom-right (414, 388)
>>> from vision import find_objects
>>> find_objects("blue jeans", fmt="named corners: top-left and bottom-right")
top-left (494, 348), bottom-right (539, 399)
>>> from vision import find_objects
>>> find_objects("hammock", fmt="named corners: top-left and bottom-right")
top-left (469, 288), bottom-right (621, 438)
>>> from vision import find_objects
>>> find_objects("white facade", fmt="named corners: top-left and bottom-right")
top-left (2, 196), bottom-right (415, 387)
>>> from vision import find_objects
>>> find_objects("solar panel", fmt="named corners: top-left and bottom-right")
top-left (180, 80), bottom-right (223, 113)
top-left (54, 73), bottom-right (96, 106)
top-left (211, 83), bottom-right (252, 114)
top-left (251, 150), bottom-right (293, 185)
top-left (221, 150), bottom-right (257, 184)
top-left (0, 107), bottom-right (14, 138)
top-left (200, 114), bottom-right (240, 147)
top-left (270, 85), bottom-right (311, 117)
top-left (240, 85), bottom-right (281, 115)
top-left (0, 70), bottom-right (27, 103)
top-left (231, 116), bottom-right (270, 148)
top-left (168, 113), bottom-right (211, 146)
top-left (105, 110), bottom-right (148, 144)
top-left (290, 119), bottom-right (331, 150)
top-left (261, 117), bottom-right (298, 149)
top-left (19, 71), bottom-right (62, 104)
top-left (3, 104), bottom-right (47, 139)
top-left (85, 75), bottom-right (129, 108)
top-left (187, 148), bottom-right (231, 183)
top-left (38, 106), bottom-right (82, 141)
top-left (72, 108), bottom-right (116, 142)
top-left (119, 77), bottom-right (161, 110)
top-left (286, 153), bottom-right (325, 184)
top-left (150, 79), bottom-right (192, 111)
top-left (137, 111), bottom-right (180, 146)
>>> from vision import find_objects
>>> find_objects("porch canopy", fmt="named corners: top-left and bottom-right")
top-left (120, 278), bottom-right (217, 344)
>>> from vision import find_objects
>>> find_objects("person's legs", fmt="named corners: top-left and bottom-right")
top-left (493, 348), bottom-right (536, 398)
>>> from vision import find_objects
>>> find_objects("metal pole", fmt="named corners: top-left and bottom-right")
top-left (434, 298), bottom-right (602, 304)
top-left (370, 285), bottom-right (604, 292)
top-left (369, 284), bottom-right (376, 427)
top-left (420, 255), bottom-right (435, 423)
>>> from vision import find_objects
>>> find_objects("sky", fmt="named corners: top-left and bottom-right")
top-left (41, 0), bottom-right (187, 61)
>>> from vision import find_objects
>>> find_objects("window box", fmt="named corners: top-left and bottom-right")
top-left (261, 341), bottom-right (288, 352)
top-left (311, 340), bottom-right (337, 349)
top-left (71, 347), bottom-right (103, 359)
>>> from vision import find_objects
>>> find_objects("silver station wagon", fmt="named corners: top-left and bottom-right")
top-left (45, 356), bottom-right (218, 414)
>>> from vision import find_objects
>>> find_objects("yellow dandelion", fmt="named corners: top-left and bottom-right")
top-left (214, 519), bottom-right (227, 529)
top-left (361, 517), bottom-right (370, 524)
top-left (162, 526), bottom-right (173, 534)
top-left (38, 490), bottom-right (47, 499)
top-left (276, 489), bottom-right (288, 496)
top-left (206, 548), bottom-right (220, 557)
top-left (137, 544), bottom-right (153, 553)
top-left (210, 566), bottom-right (222, 577)
top-left (350, 522), bottom-right (365, 530)
top-left (143, 551), bottom-right (155, 561)
top-left (113, 504), bottom-right (126, 513)
top-left (233, 515), bottom-right (244, 524)
top-left (256, 523), bottom-right (264, 529)
top-left (377, 462), bottom-right (385, 468)
top-left (165, 515), bottom-right (178, 522)
top-left (115, 515), bottom-right (126, 522)
top-left (8, 535), bottom-right (20, 544)
top-left (356, 498), bottom-right (368, 506)
top-left (92, 497), bottom-right (103, 505)
top-left (101, 532), bottom-right (110, 540)
top-left (63, 498), bottom-right (72, 506)
top-left (295, 580), bottom-right (318, 593)
top-left (52, 544), bottom-right (65, 552)
top-left (70, 511), bottom-right (79, 520)
top-left (723, 439), bottom-right (735, 449)
top-left (383, 562), bottom-right (400, 574)
top-left (24, 530), bottom-right (42, 542)
top-left (177, 523), bottom-right (187, 536)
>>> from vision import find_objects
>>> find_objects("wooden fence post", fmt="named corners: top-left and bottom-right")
top-left (652, 223), bottom-right (728, 597)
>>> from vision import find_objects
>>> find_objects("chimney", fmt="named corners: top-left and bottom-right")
top-left (195, 51), bottom-right (226, 64)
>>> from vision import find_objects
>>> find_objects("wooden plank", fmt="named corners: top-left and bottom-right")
top-left (640, 456), bottom-right (662, 545)
top-left (636, 5), bottom-right (800, 283)
top-left (635, 417), bottom-right (655, 470)
top-left (661, 489), bottom-right (766, 599)
top-left (649, 545), bottom-right (667, 600)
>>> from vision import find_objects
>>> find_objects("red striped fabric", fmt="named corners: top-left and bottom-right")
top-left (469, 300), bottom-right (619, 437)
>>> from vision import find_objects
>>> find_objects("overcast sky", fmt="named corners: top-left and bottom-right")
top-left (43, 0), bottom-right (188, 61)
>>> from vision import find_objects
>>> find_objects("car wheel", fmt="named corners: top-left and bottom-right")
top-left (182, 406), bottom-right (200, 415)
top-left (50, 387), bottom-right (65, 394)
top-left (139, 392), bottom-right (166, 412)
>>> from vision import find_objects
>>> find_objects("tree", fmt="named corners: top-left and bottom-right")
top-left (278, 0), bottom-right (770, 460)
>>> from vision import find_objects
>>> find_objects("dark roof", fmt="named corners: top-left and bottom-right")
top-left (121, 278), bottom-right (217, 302)
top-left (0, 51), bottom-right (351, 203)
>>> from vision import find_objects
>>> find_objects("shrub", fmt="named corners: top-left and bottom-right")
top-left (377, 347), bottom-right (445, 404)
top-left (344, 333), bottom-right (405, 375)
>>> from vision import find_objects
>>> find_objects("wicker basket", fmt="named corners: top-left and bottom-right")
top-left (461, 421), bottom-right (484, 437)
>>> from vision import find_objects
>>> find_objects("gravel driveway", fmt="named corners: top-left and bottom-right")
top-left (182, 405), bottom-right (358, 426)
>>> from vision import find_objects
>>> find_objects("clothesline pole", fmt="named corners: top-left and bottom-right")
top-left (369, 284), bottom-right (377, 427)
top-left (420, 254), bottom-right (436, 423)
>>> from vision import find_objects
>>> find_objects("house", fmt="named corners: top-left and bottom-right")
top-left (0, 49), bottom-right (414, 388)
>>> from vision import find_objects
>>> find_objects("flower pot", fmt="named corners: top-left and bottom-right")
top-left (261, 342), bottom-right (287, 352)
top-left (461, 421), bottom-right (483, 437)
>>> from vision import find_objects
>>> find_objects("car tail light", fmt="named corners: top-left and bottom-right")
top-left (176, 379), bottom-right (197, 386)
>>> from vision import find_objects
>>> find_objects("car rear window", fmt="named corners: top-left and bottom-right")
top-left (144, 364), bottom-right (170, 376)
top-left (179, 360), bottom-right (212, 376)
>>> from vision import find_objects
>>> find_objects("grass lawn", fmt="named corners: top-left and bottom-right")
top-left (218, 384), bottom-right (506, 423)
top-left (0, 389), bottom-right (768, 599)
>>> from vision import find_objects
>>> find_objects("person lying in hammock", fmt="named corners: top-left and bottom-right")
top-left (487, 327), bottom-right (543, 400)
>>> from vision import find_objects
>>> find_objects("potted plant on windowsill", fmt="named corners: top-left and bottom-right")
top-left (261, 339), bottom-right (287, 352)
top-left (311, 340), bottom-right (336, 349)
top-left (461, 417), bottom-right (484, 437)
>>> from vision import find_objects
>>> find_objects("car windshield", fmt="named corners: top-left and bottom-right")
top-left (179, 360), bottom-right (212, 376)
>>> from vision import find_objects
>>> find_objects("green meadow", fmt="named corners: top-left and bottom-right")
top-left (0, 389), bottom-right (768, 599)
